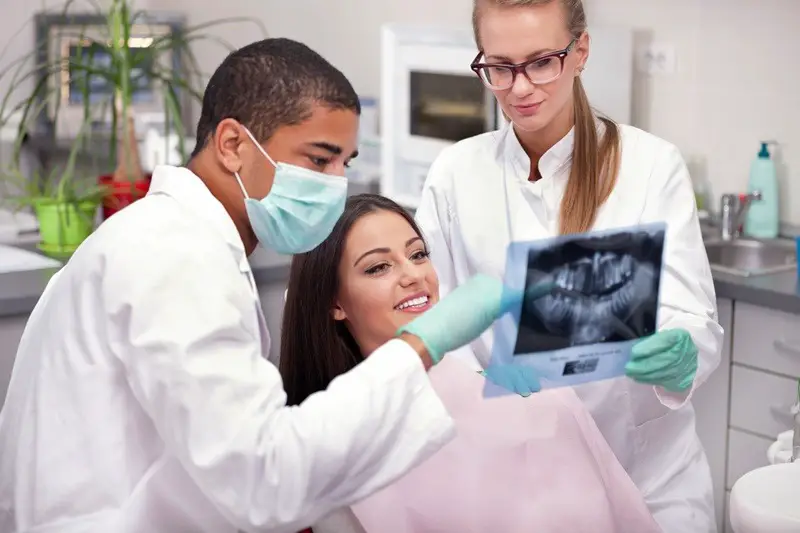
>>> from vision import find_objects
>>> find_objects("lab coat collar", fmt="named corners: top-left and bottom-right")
top-left (504, 122), bottom-right (575, 184)
top-left (147, 165), bottom-right (249, 267)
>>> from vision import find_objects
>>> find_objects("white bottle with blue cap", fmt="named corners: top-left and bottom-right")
top-left (744, 141), bottom-right (779, 239)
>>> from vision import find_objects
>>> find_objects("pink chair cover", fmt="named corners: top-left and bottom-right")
top-left (351, 357), bottom-right (662, 533)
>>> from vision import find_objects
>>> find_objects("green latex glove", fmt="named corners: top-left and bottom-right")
top-left (625, 328), bottom-right (698, 392)
top-left (525, 280), bottom-right (557, 301)
top-left (480, 364), bottom-right (541, 397)
top-left (397, 274), bottom-right (511, 364)
top-left (501, 279), bottom-right (557, 314)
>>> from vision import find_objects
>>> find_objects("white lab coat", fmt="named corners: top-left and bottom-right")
top-left (0, 165), bottom-right (455, 533)
top-left (415, 122), bottom-right (723, 533)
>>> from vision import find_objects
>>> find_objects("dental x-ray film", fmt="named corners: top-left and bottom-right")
top-left (485, 222), bottom-right (666, 397)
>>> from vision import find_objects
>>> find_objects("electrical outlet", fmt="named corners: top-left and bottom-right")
top-left (637, 43), bottom-right (677, 75)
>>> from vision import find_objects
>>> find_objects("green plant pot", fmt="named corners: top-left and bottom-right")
top-left (34, 200), bottom-right (98, 256)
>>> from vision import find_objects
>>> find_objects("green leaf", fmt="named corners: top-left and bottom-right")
top-left (1, 0), bottom-right (269, 191)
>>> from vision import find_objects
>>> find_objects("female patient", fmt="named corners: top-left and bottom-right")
top-left (280, 194), bottom-right (661, 533)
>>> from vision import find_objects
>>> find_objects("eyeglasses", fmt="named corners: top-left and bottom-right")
top-left (470, 39), bottom-right (577, 91)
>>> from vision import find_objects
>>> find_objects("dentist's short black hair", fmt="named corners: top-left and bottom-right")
top-left (191, 38), bottom-right (360, 157)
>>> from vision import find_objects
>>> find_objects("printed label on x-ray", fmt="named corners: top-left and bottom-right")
top-left (484, 222), bottom-right (667, 396)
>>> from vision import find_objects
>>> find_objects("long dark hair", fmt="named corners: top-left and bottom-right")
top-left (279, 193), bottom-right (426, 406)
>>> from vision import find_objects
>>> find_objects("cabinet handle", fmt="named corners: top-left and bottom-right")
top-left (773, 339), bottom-right (800, 356)
top-left (770, 404), bottom-right (796, 427)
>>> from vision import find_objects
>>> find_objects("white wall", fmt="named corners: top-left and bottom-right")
top-left (260, 0), bottom-right (799, 223)
top-left (2, 0), bottom-right (798, 222)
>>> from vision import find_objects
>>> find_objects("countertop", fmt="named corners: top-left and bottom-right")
top-left (0, 181), bottom-right (382, 319)
top-left (1, 232), bottom-right (799, 319)
top-left (711, 270), bottom-right (800, 314)
top-left (0, 244), bottom-right (293, 318)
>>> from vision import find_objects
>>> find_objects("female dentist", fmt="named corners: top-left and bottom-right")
top-left (415, 1), bottom-right (723, 532)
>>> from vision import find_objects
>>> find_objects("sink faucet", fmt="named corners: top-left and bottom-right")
top-left (718, 191), bottom-right (762, 241)
top-left (792, 403), bottom-right (800, 463)
top-left (792, 386), bottom-right (800, 462)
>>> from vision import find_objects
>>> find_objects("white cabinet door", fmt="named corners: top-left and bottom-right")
top-left (0, 314), bottom-right (29, 410)
top-left (732, 302), bottom-right (800, 379)
top-left (692, 297), bottom-right (732, 533)
top-left (726, 429), bottom-right (772, 490)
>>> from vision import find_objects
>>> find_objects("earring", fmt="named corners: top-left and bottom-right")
top-left (576, 66), bottom-right (585, 76)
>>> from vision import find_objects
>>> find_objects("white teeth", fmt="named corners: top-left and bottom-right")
top-left (397, 296), bottom-right (428, 310)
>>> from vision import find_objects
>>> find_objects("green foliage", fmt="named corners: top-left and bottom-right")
top-left (0, 0), bottom-right (266, 181)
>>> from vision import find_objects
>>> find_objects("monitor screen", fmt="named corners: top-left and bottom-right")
top-left (408, 71), bottom-right (488, 143)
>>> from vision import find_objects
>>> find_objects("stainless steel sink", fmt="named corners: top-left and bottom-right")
top-left (705, 238), bottom-right (797, 277)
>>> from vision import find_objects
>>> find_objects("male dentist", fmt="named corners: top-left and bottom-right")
top-left (0, 38), bottom-right (528, 533)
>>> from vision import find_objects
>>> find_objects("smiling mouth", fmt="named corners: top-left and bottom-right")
top-left (527, 252), bottom-right (655, 345)
top-left (395, 295), bottom-right (430, 311)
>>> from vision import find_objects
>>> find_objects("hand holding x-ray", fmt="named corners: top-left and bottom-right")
top-left (481, 364), bottom-right (541, 397)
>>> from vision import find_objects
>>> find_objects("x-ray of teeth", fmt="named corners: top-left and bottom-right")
top-left (524, 255), bottom-right (656, 347)
top-left (515, 228), bottom-right (664, 353)
top-left (485, 222), bottom-right (666, 396)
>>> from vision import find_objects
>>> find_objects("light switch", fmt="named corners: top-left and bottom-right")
top-left (637, 43), bottom-right (677, 75)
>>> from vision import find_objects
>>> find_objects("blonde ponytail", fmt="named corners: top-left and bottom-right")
top-left (559, 78), bottom-right (620, 234)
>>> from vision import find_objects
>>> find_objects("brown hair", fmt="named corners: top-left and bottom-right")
top-left (279, 193), bottom-right (427, 406)
top-left (473, 0), bottom-right (621, 235)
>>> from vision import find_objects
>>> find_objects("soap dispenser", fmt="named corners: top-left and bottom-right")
top-left (744, 141), bottom-right (779, 239)
top-left (792, 379), bottom-right (799, 462)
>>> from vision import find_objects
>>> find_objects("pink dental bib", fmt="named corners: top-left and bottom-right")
top-left (351, 357), bottom-right (662, 533)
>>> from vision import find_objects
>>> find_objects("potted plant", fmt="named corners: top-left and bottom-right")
top-left (1, 125), bottom-right (107, 258)
top-left (0, 0), bottom-right (265, 218)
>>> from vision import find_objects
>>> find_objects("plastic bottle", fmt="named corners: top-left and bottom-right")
top-left (792, 380), bottom-right (799, 462)
top-left (744, 141), bottom-right (779, 239)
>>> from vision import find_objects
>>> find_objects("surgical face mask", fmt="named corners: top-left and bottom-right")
top-left (233, 128), bottom-right (348, 255)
